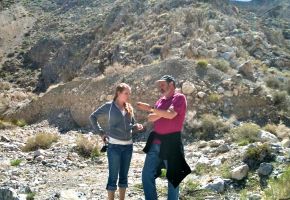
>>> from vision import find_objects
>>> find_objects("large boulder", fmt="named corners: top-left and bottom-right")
top-left (257, 130), bottom-right (279, 143)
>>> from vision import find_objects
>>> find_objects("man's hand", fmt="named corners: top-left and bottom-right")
top-left (147, 113), bottom-right (161, 122)
top-left (136, 102), bottom-right (152, 112)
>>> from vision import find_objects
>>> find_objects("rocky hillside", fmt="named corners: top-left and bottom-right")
top-left (0, 0), bottom-right (290, 199)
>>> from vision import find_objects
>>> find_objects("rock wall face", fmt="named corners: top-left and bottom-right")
top-left (3, 58), bottom-right (281, 132)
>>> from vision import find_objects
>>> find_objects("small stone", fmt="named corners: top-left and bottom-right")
top-left (35, 155), bottom-right (44, 162)
top-left (34, 149), bottom-right (44, 158)
top-left (248, 193), bottom-right (262, 200)
top-left (182, 81), bottom-right (196, 95)
top-left (258, 163), bottom-right (273, 176)
top-left (211, 158), bottom-right (222, 166)
top-left (198, 141), bottom-right (208, 148)
top-left (216, 144), bottom-right (230, 153)
top-left (197, 91), bottom-right (206, 98)
top-left (1, 135), bottom-right (11, 142)
top-left (281, 139), bottom-right (290, 148)
top-left (203, 177), bottom-right (224, 193)
top-left (209, 140), bottom-right (224, 148)
top-left (221, 51), bottom-right (235, 60)
top-left (3, 143), bottom-right (20, 151)
top-left (231, 164), bottom-right (249, 180)
top-left (217, 86), bottom-right (225, 94)
top-left (208, 25), bottom-right (216, 34)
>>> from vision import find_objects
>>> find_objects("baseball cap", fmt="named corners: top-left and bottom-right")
top-left (156, 75), bottom-right (176, 87)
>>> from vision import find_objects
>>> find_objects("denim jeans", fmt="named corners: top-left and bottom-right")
top-left (142, 144), bottom-right (179, 200)
top-left (106, 143), bottom-right (133, 191)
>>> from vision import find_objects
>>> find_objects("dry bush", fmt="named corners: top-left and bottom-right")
top-left (75, 135), bottom-right (100, 158)
top-left (231, 123), bottom-right (260, 145)
top-left (0, 119), bottom-right (14, 129)
top-left (22, 132), bottom-right (59, 152)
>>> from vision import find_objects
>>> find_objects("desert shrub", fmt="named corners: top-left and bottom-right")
top-left (0, 81), bottom-right (11, 91)
top-left (0, 119), bottom-right (14, 129)
top-left (197, 60), bottom-right (208, 69)
top-left (0, 97), bottom-right (9, 113)
top-left (263, 123), bottom-right (277, 136)
top-left (263, 166), bottom-right (290, 199)
top-left (243, 143), bottom-right (275, 170)
top-left (75, 135), bottom-right (100, 158)
top-left (266, 77), bottom-right (281, 89)
top-left (195, 114), bottom-right (228, 140)
top-left (26, 192), bottom-right (36, 200)
top-left (231, 123), bottom-right (260, 145)
top-left (10, 159), bottom-right (22, 166)
top-left (207, 93), bottom-right (221, 103)
top-left (272, 91), bottom-right (287, 105)
top-left (184, 8), bottom-right (207, 28)
top-left (220, 162), bottom-right (231, 179)
top-left (11, 119), bottom-right (27, 127)
top-left (22, 132), bottom-right (59, 152)
top-left (211, 59), bottom-right (230, 73)
top-left (181, 180), bottom-right (199, 195)
top-left (284, 80), bottom-right (290, 95)
top-left (195, 163), bottom-right (214, 175)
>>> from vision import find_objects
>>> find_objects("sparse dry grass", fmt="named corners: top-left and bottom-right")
top-left (210, 58), bottom-right (230, 73)
top-left (0, 118), bottom-right (27, 129)
top-left (264, 123), bottom-right (290, 139)
top-left (75, 135), bottom-right (100, 158)
top-left (0, 119), bottom-right (14, 129)
top-left (0, 81), bottom-right (11, 91)
top-left (263, 123), bottom-right (278, 135)
top-left (22, 132), bottom-right (59, 152)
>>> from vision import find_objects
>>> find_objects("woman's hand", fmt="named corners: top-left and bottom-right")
top-left (135, 123), bottom-right (144, 131)
top-left (136, 102), bottom-right (152, 112)
top-left (101, 134), bottom-right (108, 144)
top-left (132, 123), bottom-right (145, 133)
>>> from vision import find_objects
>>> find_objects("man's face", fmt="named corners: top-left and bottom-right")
top-left (157, 81), bottom-right (171, 96)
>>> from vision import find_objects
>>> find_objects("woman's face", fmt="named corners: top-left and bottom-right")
top-left (117, 88), bottom-right (131, 103)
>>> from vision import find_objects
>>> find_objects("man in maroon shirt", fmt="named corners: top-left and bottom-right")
top-left (137, 75), bottom-right (191, 200)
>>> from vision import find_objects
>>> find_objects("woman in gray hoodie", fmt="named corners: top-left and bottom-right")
top-left (89, 83), bottom-right (143, 200)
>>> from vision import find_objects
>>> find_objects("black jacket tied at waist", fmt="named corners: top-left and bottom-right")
top-left (143, 131), bottom-right (192, 188)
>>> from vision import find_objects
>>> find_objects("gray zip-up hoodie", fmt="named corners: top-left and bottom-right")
top-left (89, 101), bottom-right (135, 141)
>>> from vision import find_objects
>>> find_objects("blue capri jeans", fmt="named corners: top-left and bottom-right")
top-left (106, 143), bottom-right (133, 191)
